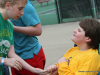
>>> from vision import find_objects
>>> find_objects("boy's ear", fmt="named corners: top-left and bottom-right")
top-left (5, 2), bottom-right (10, 10)
top-left (85, 37), bottom-right (91, 42)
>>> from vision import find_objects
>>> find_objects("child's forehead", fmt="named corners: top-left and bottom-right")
top-left (78, 26), bottom-right (82, 29)
top-left (78, 26), bottom-right (84, 30)
top-left (18, 0), bottom-right (27, 2)
top-left (10, 0), bottom-right (27, 5)
top-left (15, 0), bottom-right (27, 3)
top-left (13, 0), bottom-right (26, 6)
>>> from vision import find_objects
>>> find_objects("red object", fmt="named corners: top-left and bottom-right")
top-left (37, 0), bottom-right (50, 7)
top-left (11, 46), bottom-right (46, 75)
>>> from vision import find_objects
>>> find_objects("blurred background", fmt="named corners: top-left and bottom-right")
top-left (31, 0), bottom-right (100, 25)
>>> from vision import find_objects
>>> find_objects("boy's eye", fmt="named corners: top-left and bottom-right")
top-left (78, 29), bottom-right (81, 32)
top-left (19, 8), bottom-right (22, 10)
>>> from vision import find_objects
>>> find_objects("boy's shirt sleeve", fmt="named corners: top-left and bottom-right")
top-left (11, 36), bottom-right (14, 45)
top-left (21, 3), bottom-right (40, 26)
top-left (8, 20), bottom-right (14, 45)
top-left (57, 62), bottom-right (74, 75)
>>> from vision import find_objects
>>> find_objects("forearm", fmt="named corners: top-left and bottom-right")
top-left (13, 23), bottom-right (42, 36)
top-left (8, 53), bottom-right (39, 73)
top-left (7, 45), bottom-right (47, 74)
top-left (0, 57), bottom-right (2, 64)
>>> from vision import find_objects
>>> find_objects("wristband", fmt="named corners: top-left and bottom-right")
top-left (0, 57), bottom-right (5, 65)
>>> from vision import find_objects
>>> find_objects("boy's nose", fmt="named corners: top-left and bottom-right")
top-left (73, 29), bottom-right (77, 33)
top-left (20, 11), bottom-right (24, 15)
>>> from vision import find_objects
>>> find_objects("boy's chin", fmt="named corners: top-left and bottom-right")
top-left (71, 38), bottom-right (75, 44)
top-left (71, 37), bottom-right (74, 42)
top-left (13, 18), bottom-right (18, 20)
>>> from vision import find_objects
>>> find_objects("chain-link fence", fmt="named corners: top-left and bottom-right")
top-left (55, 0), bottom-right (100, 23)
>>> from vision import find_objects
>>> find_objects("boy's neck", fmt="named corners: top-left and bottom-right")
top-left (0, 8), bottom-right (8, 21)
top-left (78, 44), bottom-right (90, 51)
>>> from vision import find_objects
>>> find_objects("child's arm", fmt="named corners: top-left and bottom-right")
top-left (47, 57), bottom-right (100, 75)
top-left (8, 19), bottom-right (42, 36)
top-left (47, 57), bottom-right (68, 75)
top-left (6, 45), bottom-right (48, 75)
top-left (13, 23), bottom-right (42, 36)
top-left (3, 57), bottom-right (22, 71)
top-left (0, 57), bottom-right (22, 71)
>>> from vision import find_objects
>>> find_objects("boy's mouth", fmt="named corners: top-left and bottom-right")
top-left (17, 16), bottom-right (20, 18)
top-left (73, 34), bottom-right (75, 36)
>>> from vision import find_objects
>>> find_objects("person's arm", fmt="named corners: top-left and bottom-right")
top-left (57, 57), bottom-right (100, 75)
top-left (6, 45), bottom-right (47, 75)
top-left (47, 56), bottom-right (100, 75)
top-left (47, 57), bottom-right (70, 75)
top-left (56, 58), bottom-right (74, 75)
top-left (13, 23), bottom-right (42, 36)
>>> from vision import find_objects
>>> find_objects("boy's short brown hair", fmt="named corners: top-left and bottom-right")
top-left (79, 18), bottom-right (100, 49)
top-left (0, 0), bottom-right (27, 8)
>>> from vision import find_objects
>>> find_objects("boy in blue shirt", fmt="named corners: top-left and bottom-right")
top-left (10, 0), bottom-right (46, 75)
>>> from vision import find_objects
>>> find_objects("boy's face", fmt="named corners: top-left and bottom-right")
top-left (7, 1), bottom-right (26, 20)
top-left (71, 26), bottom-right (86, 45)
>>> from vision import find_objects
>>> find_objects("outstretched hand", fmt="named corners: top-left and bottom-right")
top-left (33, 68), bottom-right (49, 75)
top-left (47, 65), bottom-right (58, 75)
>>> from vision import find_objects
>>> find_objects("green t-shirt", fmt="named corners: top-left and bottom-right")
top-left (0, 13), bottom-right (14, 75)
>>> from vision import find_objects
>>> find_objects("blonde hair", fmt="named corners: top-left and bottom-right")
top-left (0, 0), bottom-right (27, 8)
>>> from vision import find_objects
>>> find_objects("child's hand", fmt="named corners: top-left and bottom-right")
top-left (33, 68), bottom-right (48, 75)
top-left (47, 65), bottom-right (58, 75)
top-left (4, 58), bottom-right (22, 71)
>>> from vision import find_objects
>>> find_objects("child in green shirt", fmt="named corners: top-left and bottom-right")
top-left (0, 0), bottom-right (47, 75)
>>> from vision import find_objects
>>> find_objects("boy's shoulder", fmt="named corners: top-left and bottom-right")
top-left (0, 13), bottom-right (3, 21)
top-left (83, 49), bottom-right (100, 60)
top-left (63, 47), bottom-right (78, 56)
top-left (6, 20), bottom-right (13, 28)
top-left (67, 47), bottom-right (78, 52)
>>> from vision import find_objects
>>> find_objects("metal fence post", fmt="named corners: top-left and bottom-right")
top-left (91, 0), bottom-right (97, 18)
top-left (55, 0), bottom-right (61, 23)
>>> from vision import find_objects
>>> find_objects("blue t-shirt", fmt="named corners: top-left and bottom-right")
top-left (10, 0), bottom-right (41, 60)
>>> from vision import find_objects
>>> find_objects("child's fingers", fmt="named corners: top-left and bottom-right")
top-left (44, 70), bottom-right (50, 75)
top-left (13, 65), bottom-right (19, 71)
top-left (17, 60), bottom-right (22, 68)
top-left (14, 60), bottom-right (22, 70)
